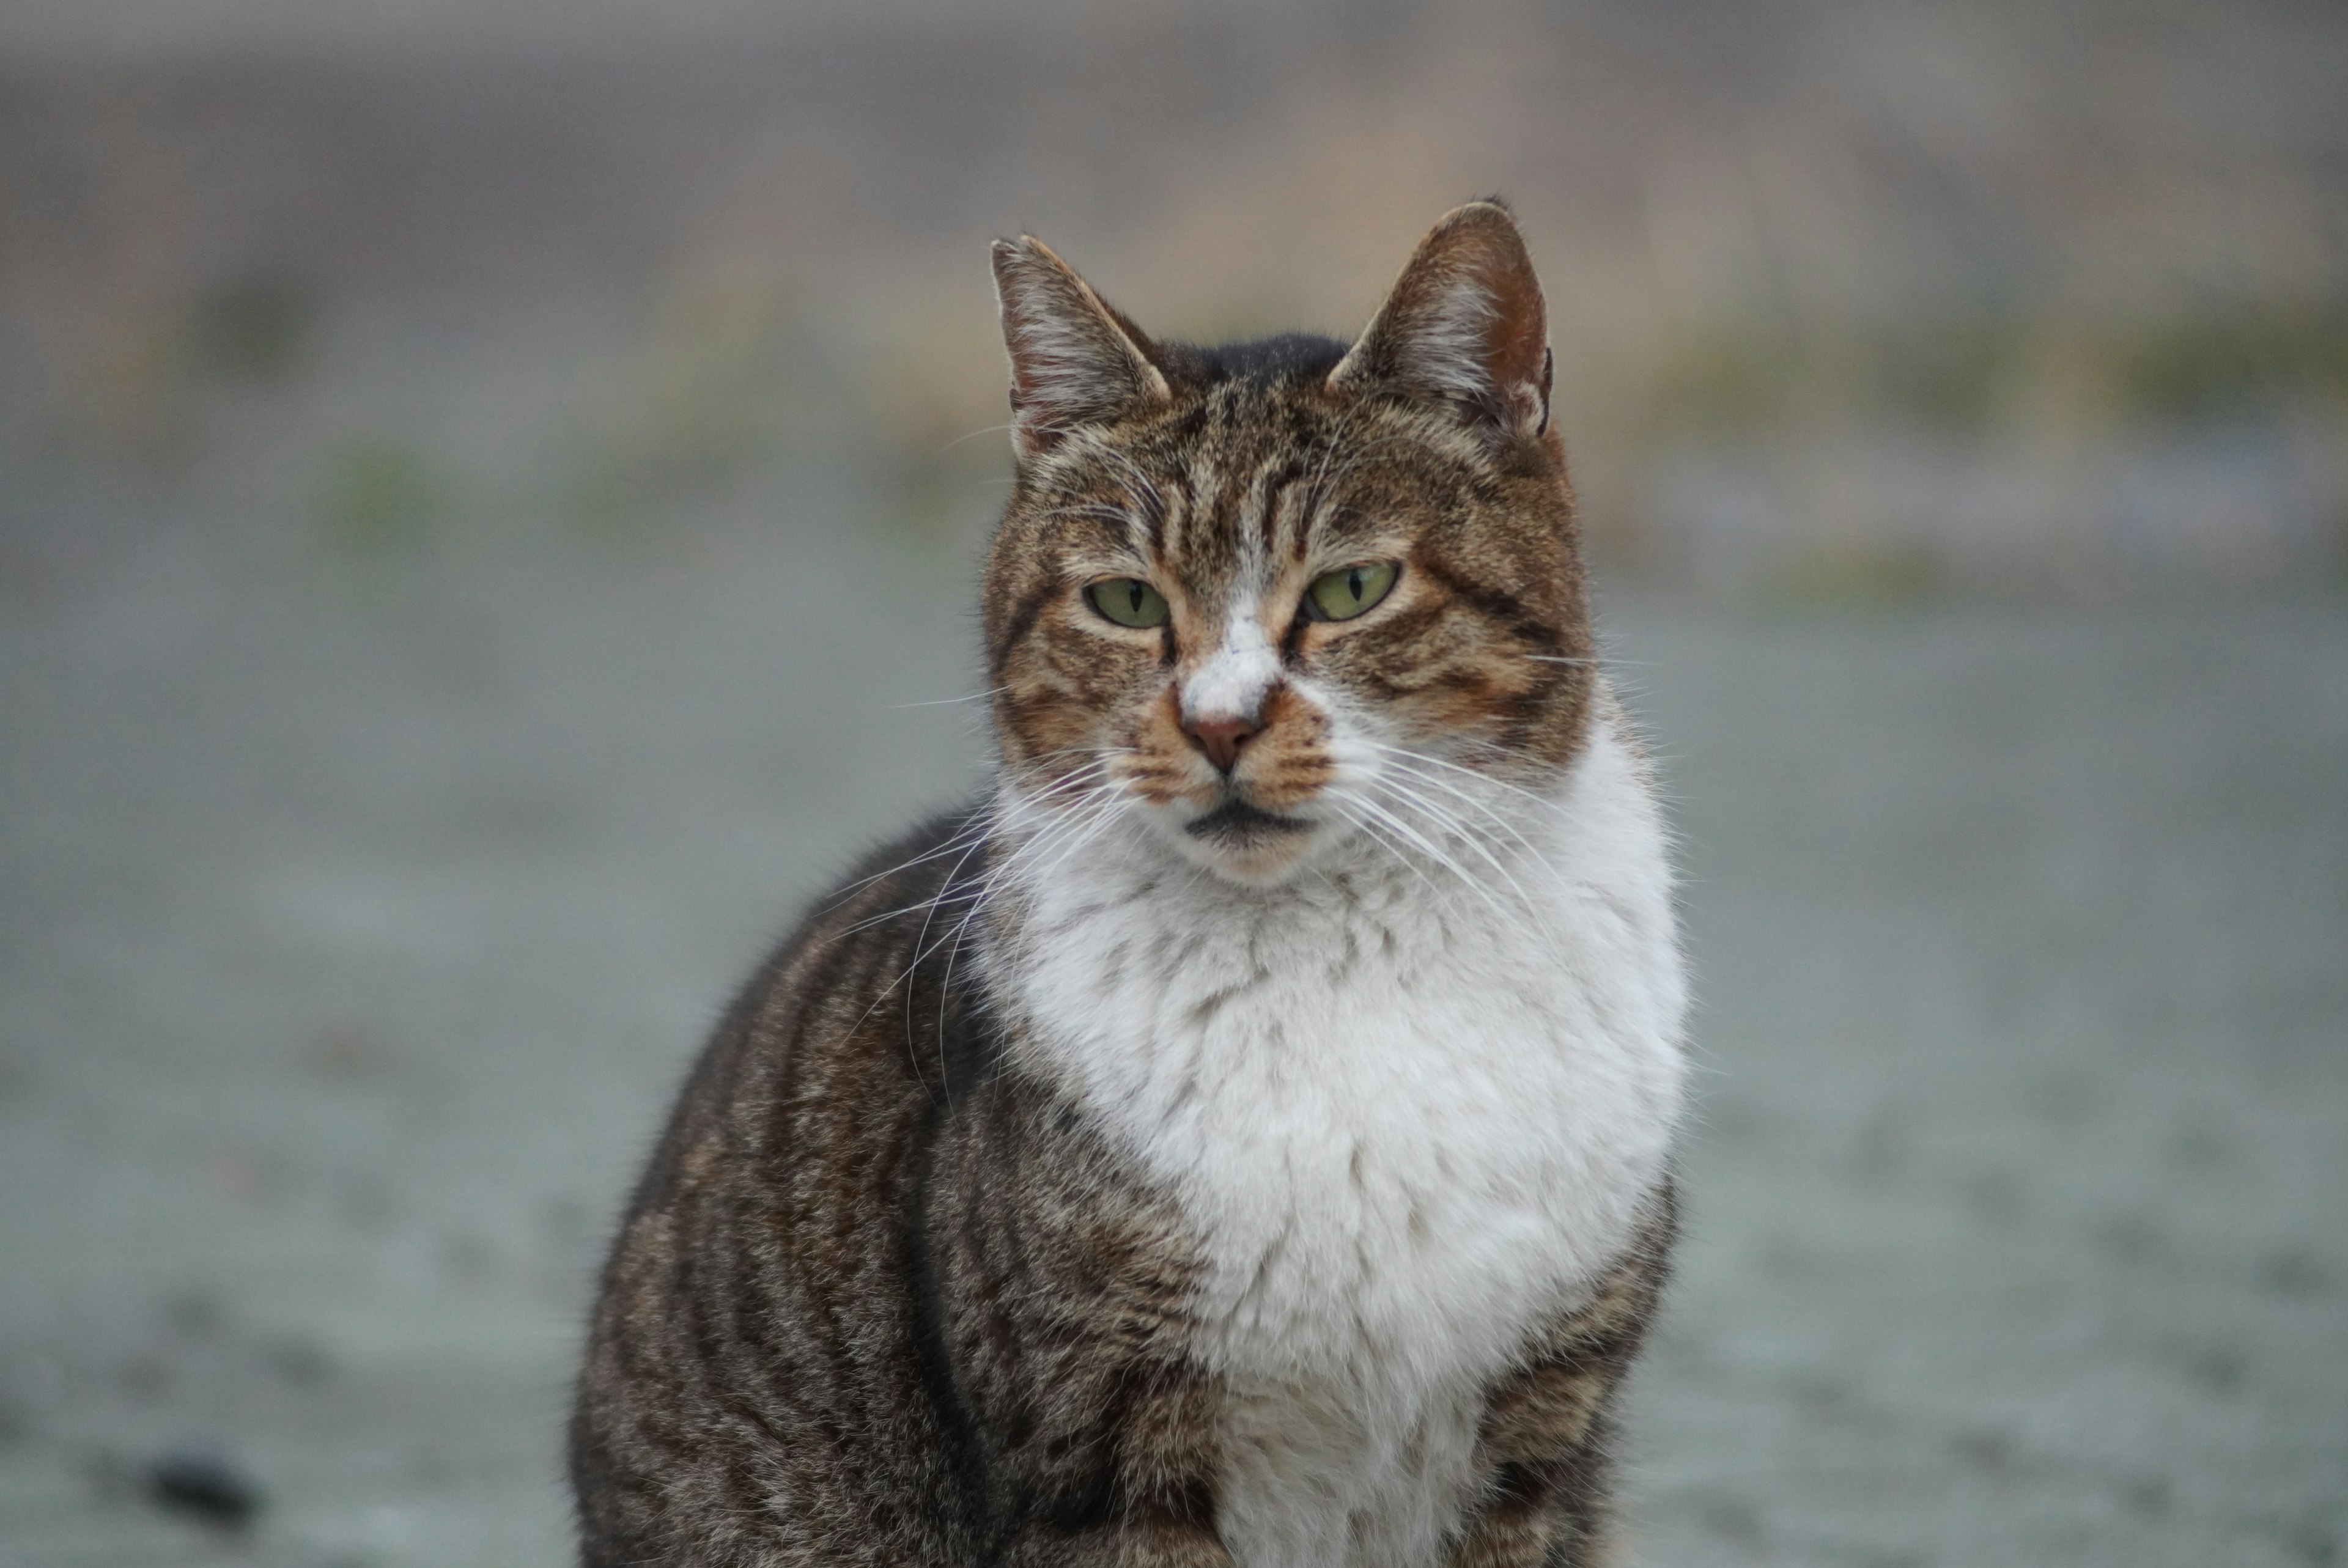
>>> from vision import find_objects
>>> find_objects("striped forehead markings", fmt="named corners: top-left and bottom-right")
top-left (1057, 390), bottom-right (1402, 597)
top-left (1154, 441), bottom-right (1317, 587)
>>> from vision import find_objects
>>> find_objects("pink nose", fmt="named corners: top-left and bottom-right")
top-left (1184, 714), bottom-right (1260, 773)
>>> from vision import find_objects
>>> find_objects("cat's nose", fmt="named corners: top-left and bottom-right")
top-left (1183, 713), bottom-right (1260, 774)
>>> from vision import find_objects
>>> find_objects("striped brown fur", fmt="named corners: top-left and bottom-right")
top-left (572, 202), bottom-right (1680, 1567)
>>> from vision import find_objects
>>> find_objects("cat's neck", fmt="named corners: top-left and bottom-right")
top-left (972, 702), bottom-right (1688, 1355)
top-left (974, 701), bottom-right (1686, 1077)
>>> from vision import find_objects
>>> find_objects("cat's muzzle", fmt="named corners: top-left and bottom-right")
top-left (1183, 797), bottom-right (1313, 848)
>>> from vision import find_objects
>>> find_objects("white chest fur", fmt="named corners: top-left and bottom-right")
top-left (988, 720), bottom-right (1688, 1568)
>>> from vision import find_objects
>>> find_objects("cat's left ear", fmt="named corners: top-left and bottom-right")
top-left (1328, 200), bottom-right (1553, 443)
top-left (991, 235), bottom-right (1170, 460)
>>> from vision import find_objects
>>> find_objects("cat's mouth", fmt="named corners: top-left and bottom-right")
top-left (1184, 799), bottom-right (1314, 847)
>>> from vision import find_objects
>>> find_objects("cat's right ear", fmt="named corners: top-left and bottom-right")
top-left (991, 236), bottom-right (1170, 460)
top-left (1329, 201), bottom-right (1553, 446)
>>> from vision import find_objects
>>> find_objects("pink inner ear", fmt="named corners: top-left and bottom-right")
top-left (1332, 203), bottom-right (1553, 434)
top-left (1476, 245), bottom-right (1549, 401)
top-left (992, 237), bottom-right (1168, 452)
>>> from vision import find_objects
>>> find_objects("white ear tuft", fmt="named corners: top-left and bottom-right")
top-left (991, 237), bottom-right (1170, 460)
top-left (1329, 201), bottom-right (1552, 441)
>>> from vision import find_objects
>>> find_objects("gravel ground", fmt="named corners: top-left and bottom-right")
top-left (2, 497), bottom-right (2342, 1567)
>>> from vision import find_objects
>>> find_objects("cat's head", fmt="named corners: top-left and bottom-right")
top-left (982, 201), bottom-right (1596, 885)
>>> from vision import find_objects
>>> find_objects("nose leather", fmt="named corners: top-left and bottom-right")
top-left (1184, 714), bottom-right (1260, 773)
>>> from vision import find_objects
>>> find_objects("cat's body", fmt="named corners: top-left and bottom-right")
top-left (997, 704), bottom-right (1682, 1568)
top-left (574, 204), bottom-right (1688, 1568)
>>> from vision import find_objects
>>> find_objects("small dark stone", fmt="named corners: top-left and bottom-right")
top-left (1782, 1368), bottom-right (1856, 1415)
top-left (2284, 1518), bottom-right (2339, 1565)
top-left (1692, 1490), bottom-right (1765, 1545)
top-left (266, 1335), bottom-right (333, 1388)
top-left (163, 1288), bottom-right (227, 1338)
top-left (2259, 1246), bottom-right (2330, 1298)
top-left (116, 1352), bottom-right (172, 1400)
top-left (2179, 1343), bottom-right (2248, 1393)
top-left (439, 1231), bottom-right (498, 1284)
top-left (1953, 1428), bottom-right (2015, 1473)
top-left (147, 1445), bottom-right (263, 1528)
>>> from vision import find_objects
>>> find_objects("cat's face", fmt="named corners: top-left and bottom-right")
top-left (983, 204), bottom-right (1595, 885)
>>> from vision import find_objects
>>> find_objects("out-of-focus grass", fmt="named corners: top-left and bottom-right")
top-left (1759, 541), bottom-right (1944, 609)
top-left (309, 438), bottom-right (449, 601)
top-left (10, 277), bottom-right (317, 473)
top-left (2, 2), bottom-right (2342, 598)
top-left (2111, 303), bottom-right (2348, 425)
top-left (318, 440), bottom-right (439, 555)
top-left (1637, 301), bottom-right (2348, 440)
top-left (180, 276), bottom-right (315, 388)
top-left (561, 267), bottom-right (844, 539)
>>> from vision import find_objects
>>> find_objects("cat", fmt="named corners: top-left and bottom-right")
top-left (570, 200), bottom-right (1688, 1568)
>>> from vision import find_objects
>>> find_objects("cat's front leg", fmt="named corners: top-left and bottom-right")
top-left (984, 1359), bottom-right (1236, 1568)
top-left (1444, 1440), bottom-right (1622, 1568)
top-left (923, 1075), bottom-right (1234, 1568)
top-left (1002, 1505), bottom-right (1235, 1568)
top-left (1448, 1186), bottom-right (1678, 1568)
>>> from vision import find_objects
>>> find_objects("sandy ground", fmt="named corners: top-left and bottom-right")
top-left (2, 493), bottom-right (2342, 1567)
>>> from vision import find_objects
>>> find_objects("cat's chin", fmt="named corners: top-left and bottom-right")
top-left (1157, 798), bottom-right (1325, 885)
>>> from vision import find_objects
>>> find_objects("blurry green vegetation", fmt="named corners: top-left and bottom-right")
top-left (1762, 541), bottom-right (1944, 609)
top-left (2110, 304), bottom-right (2348, 424)
top-left (17, 277), bottom-right (316, 471)
top-left (1640, 300), bottom-right (2348, 437)
top-left (562, 275), bottom-right (1016, 558)
top-left (567, 437), bottom-right (745, 540)
top-left (316, 439), bottom-right (442, 558)
top-left (565, 270), bottom-right (824, 538)
top-left (2, 4), bottom-right (2339, 603)
top-left (182, 276), bottom-right (316, 386)
top-left (1873, 320), bottom-right (2036, 430)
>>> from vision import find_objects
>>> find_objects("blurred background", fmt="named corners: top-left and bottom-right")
top-left (1, 1), bottom-right (2342, 1564)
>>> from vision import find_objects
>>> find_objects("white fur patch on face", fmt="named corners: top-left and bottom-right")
top-left (985, 697), bottom-right (1687, 1568)
top-left (1181, 598), bottom-right (1280, 723)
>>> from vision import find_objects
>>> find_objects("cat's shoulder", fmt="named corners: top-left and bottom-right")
top-left (747, 802), bottom-right (997, 999)
top-left (631, 803), bottom-right (997, 1199)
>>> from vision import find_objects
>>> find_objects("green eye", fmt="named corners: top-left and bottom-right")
top-left (1305, 561), bottom-right (1398, 622)
top-left (1086, 577), bottom-right (1170, 628)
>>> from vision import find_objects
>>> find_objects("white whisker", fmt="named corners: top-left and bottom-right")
top-left (886, 686), bottom-right (1010, 710)
top-left (1362, 738), bottom-right (1564, 812)
top-left (1337, 786), bottom-right (1512, 926)
top-left (1321, 796), bottom-right (1442, 900)
top-left (1366, 774), bottom-right (1552, 933)
top-left (1372, 753), bottom-right (1566, 882)
top-left (1378, 771), bottom-right (1549, 883)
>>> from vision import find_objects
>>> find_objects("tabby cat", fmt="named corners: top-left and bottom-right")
top-left (571, 201), bottom-right (1688, 1568)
